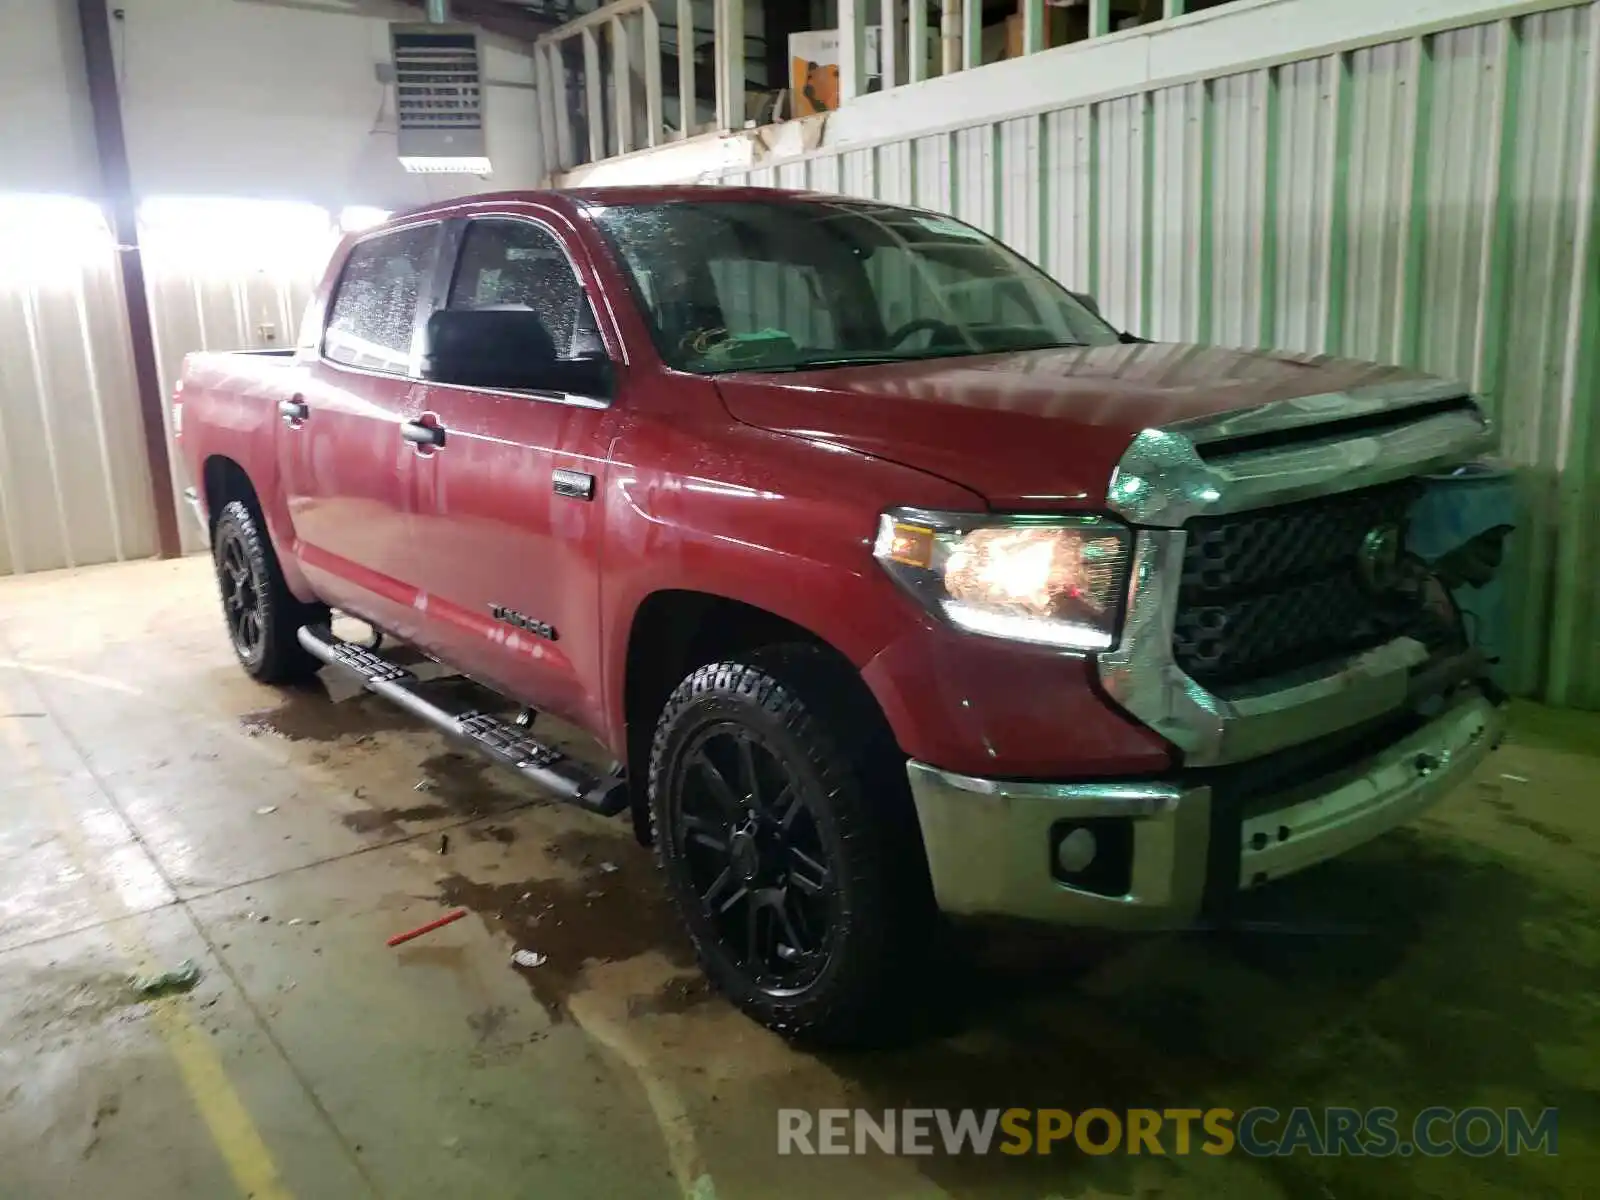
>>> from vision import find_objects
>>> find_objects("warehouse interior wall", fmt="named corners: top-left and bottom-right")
top-left (0, 0), bottom-right (547, 578)
top-left (1, 0), bottom-right (543, 207)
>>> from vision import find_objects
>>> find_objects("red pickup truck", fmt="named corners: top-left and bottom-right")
top-left (175, 186), bottom-right (1505, 1044)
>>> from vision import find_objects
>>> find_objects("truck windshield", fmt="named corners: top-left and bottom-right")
top-left (591, 200), bottom-right (1120, 374)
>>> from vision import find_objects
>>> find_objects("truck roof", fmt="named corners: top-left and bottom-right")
top-left (389, 185), bottom-right (869, 225)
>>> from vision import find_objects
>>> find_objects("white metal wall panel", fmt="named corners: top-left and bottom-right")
top-left (1147, 82), bottom-right (1205, 343)
top-left (913, 134), bottom-right (953, 213)
top-left (0, 209), bottom-right (154, 578)
top-left (998, 117), bottom-right (1042, 261)
top-left (1417, 21), bottom-right (1504, 388)
top-left (1343, 39), bottom-right (1418, 366)
top-left (1043, 106), bottom-right (1094, 292)
top-left (841, 148), bottom-right (875, 198)
top-left (1272, 55), bottom-right (1339, 354)
top-left (1209, 70), bottom-right (1268, 349)
top-left (876, 141), bottom-right (914, 206)
top-left (1097, 95), bottom-right (1147, 334)
top-left (1496, 5), bottom-right (1596, 697)
top-left (810, 153), bottom-right (842, 195)
top-left (953, 125), bottom-right (997, 235)
top-left (775, 160), bottom-right (806, 189)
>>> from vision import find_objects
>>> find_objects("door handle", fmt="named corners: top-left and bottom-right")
top-left (400, 420), bottom-right (446, 448)
top-left (279, 396), bottom-right (309, 423)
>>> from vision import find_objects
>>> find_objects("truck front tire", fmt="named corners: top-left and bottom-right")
top-left (648, 648), bottom-right (935, 1046)
top-left (211, 499), bottom-right (325, 685)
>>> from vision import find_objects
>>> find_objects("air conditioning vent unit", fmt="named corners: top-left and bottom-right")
top-left (390, 23), bottom-right (491, 174)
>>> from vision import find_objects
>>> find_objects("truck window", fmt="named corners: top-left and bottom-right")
top-left (447, 218), bottom-right (602, 359)
top-left (592, 200), bottom-right (1119, 374)
top-left (323, 224), bottom-right (439, 373)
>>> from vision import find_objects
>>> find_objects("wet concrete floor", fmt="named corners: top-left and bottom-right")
top-left (0, 556), bottom-right (1595, 1197)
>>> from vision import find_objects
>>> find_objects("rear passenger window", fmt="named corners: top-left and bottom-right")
top-left (448, 219), bottom-right (601, 358)
top-left (323, 224), bottom-right (439, 372)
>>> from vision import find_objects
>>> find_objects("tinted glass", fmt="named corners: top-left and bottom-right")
top-left (447, 218), bottom-right (601, 358)
top-left (323, 224), bottom-right (438, 372)
top-left (591, 201), bottom-right (1118, 373)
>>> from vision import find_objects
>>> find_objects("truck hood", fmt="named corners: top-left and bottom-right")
top-left (714, 344), bottom-right (1456, 510)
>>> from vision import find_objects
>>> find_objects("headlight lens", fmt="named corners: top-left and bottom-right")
top-left (873, 509), bottom-right (1132, 649)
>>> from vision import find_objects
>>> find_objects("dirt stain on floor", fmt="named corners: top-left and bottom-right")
top-left (337, 751), bottom-right (542, 839)
top-left (436, 829), bottom-right (693, 1019)
top-left (626, 972), bottom-right (714, 1017)
top-left (240, 686), bottom-right (421, 743)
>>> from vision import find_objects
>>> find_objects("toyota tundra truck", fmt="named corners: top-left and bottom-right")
top-left (174, 186), bottom-right (1506, 1044)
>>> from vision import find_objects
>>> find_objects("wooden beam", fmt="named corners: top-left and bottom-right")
top-left (839, 0), bottom-right (866, 103)
top-left (940, 0), bottom-right (960, 76)
top-left (961, 0), bottom-right (982, 70)
top-left (881, 0), bottom-right (901, 89)
top-left (642, 4), bottom-right (663, 147)
top-left (76, 0), bottom-right (181, 560)
top-left (583, 26), bottom-right (604, 161)
top-left (549, 42), bottom-right (574, 168)
top-left (677, 0), bottom-right (695, 137)
top-left (908, 0), bottom-right (928, 83)
top-left (1021, 0), bottom-right (1045, 55)
top-left (611, 15), bottom-right (633, 154)
top-left (714, 0), bottom-right (744, 131)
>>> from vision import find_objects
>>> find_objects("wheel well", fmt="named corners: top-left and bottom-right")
top-left (621, 591), bottom-right (895, 843)
top-left (202, 456), bottom-right (257, 536)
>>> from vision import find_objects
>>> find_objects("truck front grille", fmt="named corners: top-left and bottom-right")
top-left (1172, 480), bottom-right (1433, 690)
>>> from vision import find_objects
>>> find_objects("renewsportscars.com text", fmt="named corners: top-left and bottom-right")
top-left (777, 1106), bottom-right (1558, 1158)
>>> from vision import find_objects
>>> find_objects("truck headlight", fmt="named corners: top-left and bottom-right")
top-left (873, 509), bottom-right (1132, 650)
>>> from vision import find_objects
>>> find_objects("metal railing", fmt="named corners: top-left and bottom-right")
top-left (535, 0), bottom-right (767, 172)
top-left (542, 0), bottom-right (1228, 176)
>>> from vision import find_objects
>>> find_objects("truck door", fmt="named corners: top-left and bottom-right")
top-left (402, 214), bottom-right (618, 730)
top-left (281, 221), bottom-right (441, 636)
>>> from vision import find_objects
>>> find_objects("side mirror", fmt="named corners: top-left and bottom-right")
top-left (422, 308), bottom-right (612, 397)
top-left (1069, 290), bottom-right (1103, 318)
top-left (1068, 290), bottom-right (1149, 344)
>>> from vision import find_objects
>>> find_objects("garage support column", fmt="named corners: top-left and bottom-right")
top-left (76, 0), bottom-right (182, 561)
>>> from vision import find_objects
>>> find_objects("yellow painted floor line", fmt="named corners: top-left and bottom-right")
top-left (0, 668), bottom-right (294, 1200)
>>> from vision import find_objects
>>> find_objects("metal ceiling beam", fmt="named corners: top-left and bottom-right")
top-left (76, 0), bottom-right (182, 561)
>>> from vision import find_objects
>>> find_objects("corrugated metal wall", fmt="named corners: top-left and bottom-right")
top-left (0, 199), bottom-right (154, 576)
top-left (0, 201), bottom-right (332, 572)
top-left (733, 2), bottom-right (1600, 709)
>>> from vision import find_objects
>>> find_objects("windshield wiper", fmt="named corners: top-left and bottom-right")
top-left (756, 354), bottom-right (926, 372)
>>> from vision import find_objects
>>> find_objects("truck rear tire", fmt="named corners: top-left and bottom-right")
top-left (211, 499), bottom-right (325, 685)
top-left (648, 648), bottom-right (935, 1046)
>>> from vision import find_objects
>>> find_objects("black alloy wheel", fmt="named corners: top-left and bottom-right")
top-left (669, 722), bottom-right (839, 992)
top-left (217, 523), bottom-right (265, 663)
top-left (210, 498), bottom-right (325, 684)
top-left (649, 651), bottom-right (936, 1045)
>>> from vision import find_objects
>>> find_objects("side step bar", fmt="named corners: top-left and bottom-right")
top-left (297, 624), bottom-right (628, 817)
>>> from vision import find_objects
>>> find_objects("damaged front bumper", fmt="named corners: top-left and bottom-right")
top-left (905, 687), bottom-right (1505, 928)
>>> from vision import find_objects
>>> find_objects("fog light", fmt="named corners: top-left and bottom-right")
top-left (1055, 826), bottom-right (1098, 873)
top-left (1050, 817), bottom-right (1134, 896)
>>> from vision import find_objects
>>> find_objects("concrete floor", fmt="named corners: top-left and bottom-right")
top-left (0, 556), bottom-right (1595, 1199)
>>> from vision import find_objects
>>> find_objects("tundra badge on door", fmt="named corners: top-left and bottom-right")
top-left (489, 605), bottom-right (558, 641)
